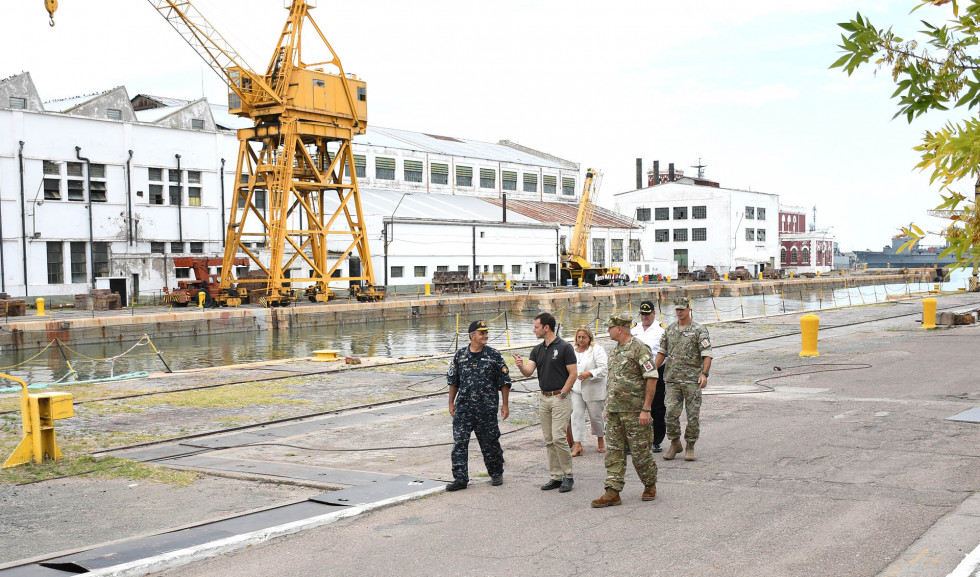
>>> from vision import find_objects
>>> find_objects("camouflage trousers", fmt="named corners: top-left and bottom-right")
top-left (603, 412), bottom-right (658, 492)
top-left (451, 410), bottom-right (504, 482)
top-left (665, 381), bottom-right (702, 442)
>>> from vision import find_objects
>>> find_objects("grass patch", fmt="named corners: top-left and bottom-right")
top-left (78, 402), bottom-right (146, 417)
top-left (129, 381), bottom-right (311, 409)
top-left (0, 454), bottom-right (200, 487)
top-left (507, 417), bottom-right (535, 425)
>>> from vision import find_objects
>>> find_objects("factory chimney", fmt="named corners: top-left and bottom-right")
top-left (668, 162), bottom-right (675, 182)
top-left (652, 161), bottom-right (660, 186)
top-left (636, 158), bottom-right (643, 189)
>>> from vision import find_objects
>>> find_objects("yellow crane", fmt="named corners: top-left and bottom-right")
top-left (560, 169), bottom-right (623, 286)
top-left (46, 0), bottom-right (385, 305)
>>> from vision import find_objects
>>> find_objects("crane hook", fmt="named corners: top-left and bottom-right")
top-left (46, 0), bottom-right (58, 26)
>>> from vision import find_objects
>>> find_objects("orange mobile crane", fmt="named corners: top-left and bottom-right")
top-left (163, 257), bottom-right (249, 307)
top-left (48, 1), bottom-right (385, 306)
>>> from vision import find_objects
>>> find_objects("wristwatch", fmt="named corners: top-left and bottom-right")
top-left (700, 371), bottom-right (709, 377)
top-left (559, 391), bottom-right (567, 399)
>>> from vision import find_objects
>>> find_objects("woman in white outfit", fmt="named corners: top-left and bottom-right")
top-left (569, 326), bottom-right (608, 456)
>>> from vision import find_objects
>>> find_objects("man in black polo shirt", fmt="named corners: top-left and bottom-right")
top-left (514, 312), bottom-right (578, 493)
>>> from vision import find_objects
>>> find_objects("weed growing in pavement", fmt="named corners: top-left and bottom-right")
top-left (78, 402), bottom-right (146, 417)
top-left (0, 454), bottom-right (200, 486)
top-left (128, 381), bottom-right (311, 409)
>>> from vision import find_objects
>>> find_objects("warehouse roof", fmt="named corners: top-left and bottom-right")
top-left (482, 198), bottom-right (639, 229)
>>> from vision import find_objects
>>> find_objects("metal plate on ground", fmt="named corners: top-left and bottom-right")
top-left (37, 501), bottom-right (335, 571)
top-left (310, 475), bottom-right (443, 506)
top-left (165, 455), bottom-right (397, 486)
top-left (112, 444), bottom-right (211, 462)
top-left (0, 564), bottom-right (77, 576)
top-left (947, 407), bottom-right (980, 423)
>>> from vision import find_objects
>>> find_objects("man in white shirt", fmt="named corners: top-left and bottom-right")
top-left (631, 300), bottom-right (666, 452)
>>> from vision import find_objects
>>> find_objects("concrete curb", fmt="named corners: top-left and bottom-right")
top-left (86, 485), bottom-right (446, 577)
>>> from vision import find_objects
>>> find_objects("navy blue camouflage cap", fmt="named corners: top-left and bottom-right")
top-left (673, 296), bottom-right (691, 309)
top-left (468, 320), bottom-right (490, 333)
top-left (606, 313), bottom-right (633, 328)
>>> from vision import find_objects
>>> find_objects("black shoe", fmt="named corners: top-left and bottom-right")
top-left (541, 479), bottom-right (562, 490)
top-left (491, 475), bottom-right (503, 486)
top-left (652, 443), bottom-right (663, 453)
top-left (446, 480), bottom-right (468, 492)
top-left (559, 477), bottom-right (574, 493)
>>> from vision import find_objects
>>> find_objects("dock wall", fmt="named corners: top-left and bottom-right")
top-left (0, 273), bottom-right (932, 352)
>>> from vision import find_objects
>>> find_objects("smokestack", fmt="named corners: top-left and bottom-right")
top-left (502, 192), bottom-right (507, 223)
top-left (636, 158), bottom-right (643, 189)
top-left (653, 161), bottom-right (660, 186)
top-left (668, 162), bottom-right (675, 182)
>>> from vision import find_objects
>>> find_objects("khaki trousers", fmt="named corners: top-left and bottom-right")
top-left (539, 394), bottom-right (573, 479)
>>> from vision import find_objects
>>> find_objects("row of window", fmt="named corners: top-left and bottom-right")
top-left (46, 241), bottom-right (108, 284)
top-left (745, 207), bottom-right (766, 220)
top-left (352, 155), bottom-right (576, 194)
top-left (43, 161), bottom-right (108, 202)
top-left (148, 168), bottom-right (203, 206)
top-left (588, 239), bottom-right (642, 266)
top-left (149, 241), bottom-right (206, 254)
top-left (745, 228), bottom-right (767, 241)
top-left (636, 206), bottom-right (708, 222)
top-left (390, 264), bottom-right (533, 278)
top-left (781, 246), bottom-right (810, 265)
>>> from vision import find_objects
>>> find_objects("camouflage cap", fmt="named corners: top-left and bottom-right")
top-left (673, 296), bottom-right (691, 309)
top-left (606, 313), bottom-right (633, 328)
top-left (468, 320), bottom-right (490, 333)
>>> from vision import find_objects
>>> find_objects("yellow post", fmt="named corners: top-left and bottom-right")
top-left (667, 276), bottom-right (671, 282)
top-left (505, 280), bottom-right (511, 292)
top-left (36, 298), bottom-right (45, 316)
top-left (863, 263), bottom-right (867, 271)
top-left (922, 297), bottom-right (937, 329)
top-left (197, 290), bottom-right (205, 308)
top-left (817, 270), bottom-right (821, 277)
top-left (638, 276), bottom-right (643, 286)
top-left (3, 372), bottom-right (74, 468)
top-left (425, 283), bottom-right (431, 296)
top-left (578, 277), bottom-right (583, 288)
top-left (724, 273), bottom-right (729, 281)
top-left (789, 271), bottom-right (794, 278)
top-left (799, 314), bottom-right (820, 357)
top-left (758, 272), bottom-right (763, 280)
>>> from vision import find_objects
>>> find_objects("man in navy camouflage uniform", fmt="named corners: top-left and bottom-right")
top-left (656, 296), bottom-right (713, 462)
top-left (446, 320), bottom-right (511, 491)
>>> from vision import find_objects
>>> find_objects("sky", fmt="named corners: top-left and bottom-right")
top-left (2, 0), bottom-right (968, 251)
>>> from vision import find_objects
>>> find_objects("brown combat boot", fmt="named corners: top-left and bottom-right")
top-left (685, 441), bottom-right (696, 461)
top-left (591, 488), bottom-right (621, 508)
top-left (663, 438), bottom-right (683, 460)
top-left (641, 485), bottom-right (657, 501)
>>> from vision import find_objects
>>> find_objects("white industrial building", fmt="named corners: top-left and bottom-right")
top-left (0, 72), bottom-right (647, 302)
top-left (613, 170), bottom-right (780, 276)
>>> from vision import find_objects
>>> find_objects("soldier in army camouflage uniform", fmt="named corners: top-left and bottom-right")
top-left (656, 296), bottom-right (713, 462)
top-left (446, 320), bottom-right (512, 491)
top-left (591, 313), bottom-right (659, 508)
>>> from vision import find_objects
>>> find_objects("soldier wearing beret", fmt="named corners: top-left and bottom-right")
top-left (591, 313), bottom-right (659, 508)
top-left (656, 296), bottom-right (713, 461)
top-left (446, 320), bottom-right (511, 491)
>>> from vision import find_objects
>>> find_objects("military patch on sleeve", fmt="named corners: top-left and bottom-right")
top-left (701, 338), bottom-right (711, 348)
top-left (642, 360), bottom-right (654, 372)
top-left (502, 366), bottom-right (508, 374)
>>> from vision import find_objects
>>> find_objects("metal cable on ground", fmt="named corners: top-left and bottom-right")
top-left (724, 363), bottom-right (875, 395)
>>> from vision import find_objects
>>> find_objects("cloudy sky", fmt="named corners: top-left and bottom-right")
top-left (3, 0), bottom-right (966, 251)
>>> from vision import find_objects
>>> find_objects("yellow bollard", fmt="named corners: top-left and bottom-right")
top-left (505, 280), bottom-right (511, 292)
top-left (36, 298), bottom-right (45, 316)
top-left (758, 272), bottom-right (763, 280)
top-left (922, 297), bottom-right (937, 329)
top-left (817, 270), bottom-right (821, 277)
top-left (724, 273), bottom-right (729, 281)
top-left (638, 276), bottom-right (643, 286)
top-left (425, 283), bottom-right (431, 296)
top-left (3, 372), bottom-right (74, 468)
top-left (198, 290), bottom-right (205, 308)
top-left (799, 314), bottom-right (820, 357)
top-left (863, 264), bottom-right (867, 271)
top-left (578, 277), bottom-right (583, 288)
top-left (667, 276), bottom-right (671, 282)
top-left (789, 271), bottom-right (794, 278)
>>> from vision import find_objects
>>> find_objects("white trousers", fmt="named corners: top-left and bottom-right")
top-left (570, 390), bottom-right (605, 442)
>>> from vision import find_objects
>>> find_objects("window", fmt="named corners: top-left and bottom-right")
top-left (802, 247), bottom-right (810, 263)
top-left (92, 242), bottom-right (109, 278)
top-left (757, 207), bottom-right (766, 220)
top-left (67, 162), bottom-right (84, 201)
top-left (375, 157), bottom-right (395, 180)
top-left (171, 242), bottom-right (185, 254)
top-left (746, 229), bottom-right (755, 241)
top-left (9, 96), bottom-right (27, 109)
top-left (636, 208), bottom-right (651, 221)
top-left (673, 229), bottom-right (688, 242)
top-left (168, 169), bottom-right (182, 205)
top-left (391, 266), bottom-right (404, 278)
top-left (655, 229), bottom-right (669, 242)
top-left (591, 238), bottom-right (605, 266)
top-left (151, 242), bottom-right (165, 253)
top-left (791, 248), bottom-right (798, 264)
top-left (523, 173), bottom-right (537, 193)
top-left (490, 264), bottom-right (501, 273)
top-left (43, 160), bottom-right (60, 175)
top-left (502, 170), bottom-right (517, 191)
top-left (781, 247), bottom-right (787, 264)
top-left (458, 265), bottom-right (469, 275)
top-left (353, 155), bottom-right (366, 178)
top-left (357, 86), bottom-right (366, 101)
top-left (693, 228), bottom-right (707, 241)
top-left (414, 266), bottom-right (427, 278)
top-left (655, 207), bottom-right (669, 220)
top-left (693, 206), bottom-right (707, 219)
top-left (512, 264), bottom-right (521, 275)
top-left (404, 160), bottom-right (423, 183)
top-left (88, 163), bottom-right (107, 202)
top-left (188, 171), bottom-right (202, 206)
top-left (175, 268), bottom-right (191, 279)
top-left (673, 207), bottom-right (688, 220)
top-left (757, 229), bottom-right (766, 241)
top-left (543, 174), bottom-right (556, 194)
top-left (431, 163), bottom-right (449, 185)
top-left (107, 108), bottom-right (122, 120)
top-left (436, 265), bottom-right (449, 273)
top-left (629, 239), bottom-right (641, 260)
top-left (191, 118), bottom-right (205, 130)
top-left (190, 242), bottom-right (204, 254)
top-left (456, 166), bottom-right (473, 187)
top-left (480, 168), bottom-right (496, 189)
top-left (69, 242), bottom-right (86, 283)
top-left (43, 161), bottom-right (61, 200)
top-left (745, 206), bottom-right (755, 219)
top-left (47, 242), bottom-right (64, 284)
top-left (562, 177), bottom-right (575, 196)
top-left (611, 239), bottom-right (624, 263)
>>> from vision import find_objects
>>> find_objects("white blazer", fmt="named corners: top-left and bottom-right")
top-left (573, 344), bottom-right (608, 402)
